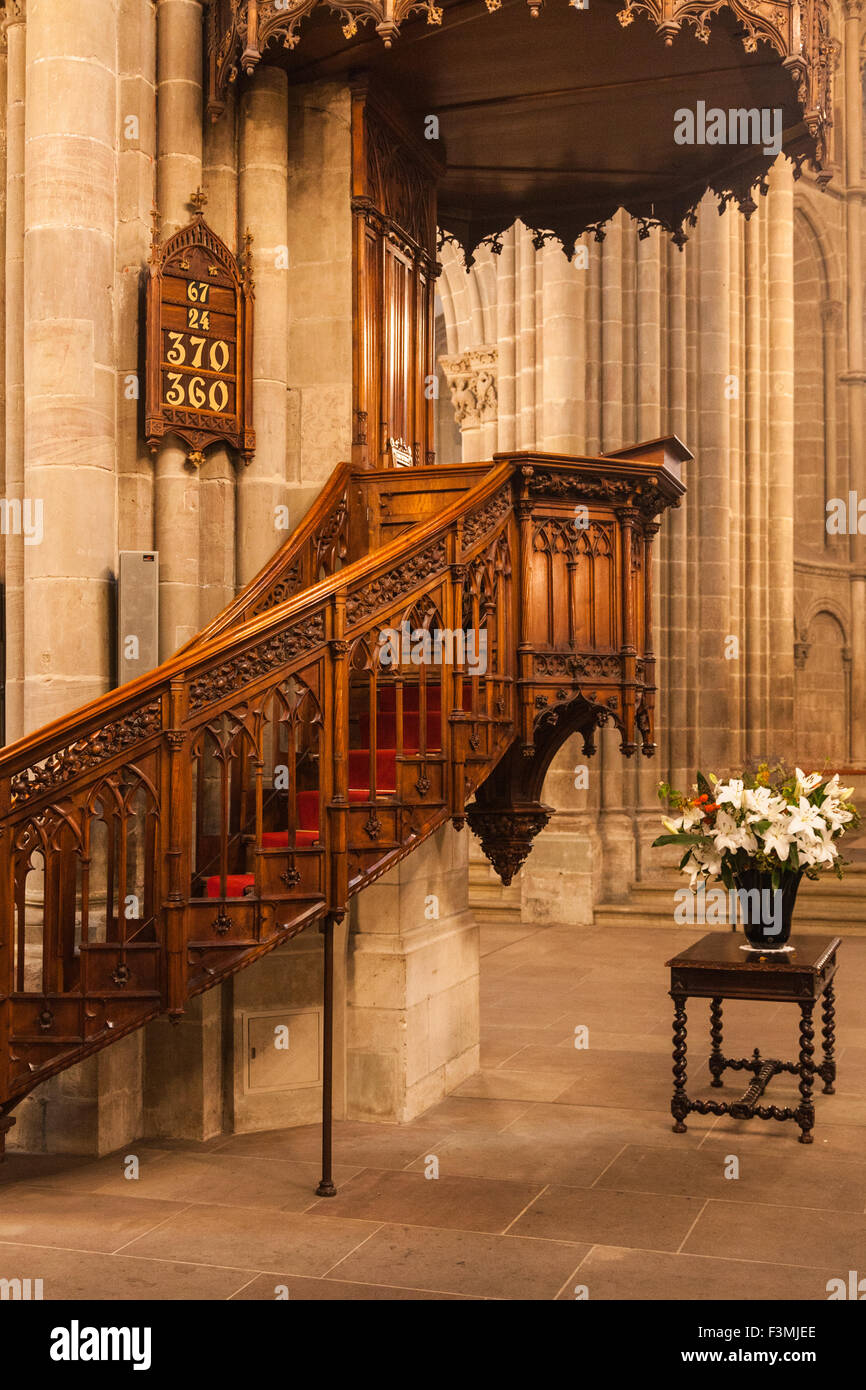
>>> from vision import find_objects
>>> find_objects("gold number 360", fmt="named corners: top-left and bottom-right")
top-left (165, 373), bottom-right (230, 413)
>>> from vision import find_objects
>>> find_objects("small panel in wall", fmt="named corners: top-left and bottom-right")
top-left (117, 551), bottom-right (159, 687)
top-left (245, 1009), bottom-right (322, 1094)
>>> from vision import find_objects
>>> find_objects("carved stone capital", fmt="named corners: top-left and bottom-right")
top-left (439, 344), bottom-right (498, 430)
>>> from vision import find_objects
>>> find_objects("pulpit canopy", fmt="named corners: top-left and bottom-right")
top-left (206, 0), bottom-right (834, 255)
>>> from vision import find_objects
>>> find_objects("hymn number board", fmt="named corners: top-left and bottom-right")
top-left (146, 205), bottom-right (254, 466)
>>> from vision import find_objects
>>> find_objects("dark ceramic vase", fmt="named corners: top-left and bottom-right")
top-left (733, 867), bottom-right (803, 948)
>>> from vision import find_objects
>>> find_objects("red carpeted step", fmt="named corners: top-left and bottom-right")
top-left (261, 829), bottom-right (319, 848)
top-left (348, 748), bottom-right (397, 789)
top-left (205, 873), bottom-right (255, 898)
top-left (296, 785), bottom-right (373, 829)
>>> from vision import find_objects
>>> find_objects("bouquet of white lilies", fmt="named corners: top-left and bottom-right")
top-left (653, 765), bottom-right (859, 892)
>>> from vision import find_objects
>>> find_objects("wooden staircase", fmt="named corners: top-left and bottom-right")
top-left (0, 447), bottom-right (684, 1186)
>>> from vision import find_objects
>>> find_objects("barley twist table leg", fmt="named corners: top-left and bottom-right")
top-left (820, 981), bottom-right (836, 1095)
top-left (709, 996), bottom-right (724, 1087)
top-left (797, 1001), bottom-right (815, 1144)
top-left (671, 993), bottom-right (689, 1133)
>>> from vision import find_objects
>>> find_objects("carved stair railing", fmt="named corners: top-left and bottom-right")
top-left (0, 448), bottom-right (684, 1188)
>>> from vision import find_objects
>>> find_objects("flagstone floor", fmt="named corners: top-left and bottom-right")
top-left (2, 922), bottom-right (865, 1301)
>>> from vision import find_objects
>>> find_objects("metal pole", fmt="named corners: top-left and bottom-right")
top-left (316, 912), bottom-right (338, 1197)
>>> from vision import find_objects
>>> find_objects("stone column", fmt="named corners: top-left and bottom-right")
top-left (843, 0), bottom-right (864, 486)
top-left (496, 225), bottom-right (517, 451)
top-left (696, 198), bottom-right (735, 765)
top-left (0, 26), bottom-right (6, 645)
top-left (3, 3), bottom-right (24, 742)
top-left (634, 229), bottom-right (664, 869)
top-left (540, 240), bottom-right (584, 451)
top-left (843, 2), bottom-right (866, 757)
top-left (117, 0), bottom-right (157, 556)
top-left (144, 0), bottom-right (225, 1145)
top-left (515, 225), bottom-right (538, 448)
top-left (597, 213), bottom-right (635, 891)
top-left (519, 234), bottom-right (597, 923)
top-left (200, 86), bottom-right (238, 623)
top-left (23, 0), bottom-right (117, 724)
top-left (154, 0), bottom-right (202, 658)
top-left (744, 211), bottom-right (768, 755)
top-left (661, 235), bottom-right (691, 793)
top-left (11, 0), bottom-right (147, 1158)
top-left (285, 81), bottom-right (353, 496)
top-left (238, 67), bottom-right (289, 585)
top-left (766, 162), bottom-right (796, 750)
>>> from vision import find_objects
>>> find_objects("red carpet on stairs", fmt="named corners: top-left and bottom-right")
top-left (204, 682), bottom-right (473, 897)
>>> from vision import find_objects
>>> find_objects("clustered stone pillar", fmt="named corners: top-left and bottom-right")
top-left (117, 0), bottom-right (158, 560)
top-left (200, 86), bottom-right (238, 623)
top-left (22, 0), bottom-right (118, 726)
top-left (143, 0), bottom-right (228, 1144)
top-left (154, 0), bottom-right (202, 659)
top-left (3, 2), bottom-right (24, 742)
top-left (696, 194), bottom-right (735, 769)
top-left (10, 0), bottom-right (147, 1155)
top-left (238, 66), bottom-right (289, 585)
top-left (766, 162), bottom-right (796, 754)
top-left (844, 0), bottom-right (866, 759)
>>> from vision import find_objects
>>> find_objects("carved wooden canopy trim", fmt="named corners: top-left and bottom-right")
top-left (205, 0), bottom-right (835, 255)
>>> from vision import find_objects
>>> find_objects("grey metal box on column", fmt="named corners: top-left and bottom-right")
top-left (117, 551), bottom-right (159, 687)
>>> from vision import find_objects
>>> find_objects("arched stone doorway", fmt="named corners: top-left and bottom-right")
top-left (795, 610), bottom-right (851, 764)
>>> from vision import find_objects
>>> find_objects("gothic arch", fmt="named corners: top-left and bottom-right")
top-left (795, 595), bottom-right (850, 643)
top-left (794, 606), bottom-right (851, 764)
top-left (793, 203), bottom-right (839, 563)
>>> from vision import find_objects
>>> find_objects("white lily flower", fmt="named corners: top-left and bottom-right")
top-left (823, 799), bottom-right (854, 833)
top-left (711, 810), bottom-right (757, 855)
top-left (714, 779), bottom-right (746, 812)
top-left (762, 826), bottom-right (791, 861)
top-left (794, 768), bottom-right (823, 797)
top-left (823, 775), bottom-right (855, 804)
top-left (787, 797), bottom-right (827, 842)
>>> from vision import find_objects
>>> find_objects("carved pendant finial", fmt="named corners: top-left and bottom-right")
top-left (465, 804), bottom-right (552, 885)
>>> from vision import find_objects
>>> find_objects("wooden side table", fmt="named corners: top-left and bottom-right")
top-left (665, 933), bottom-right (840, 1144)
